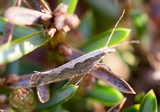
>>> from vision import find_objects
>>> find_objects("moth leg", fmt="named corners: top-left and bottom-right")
top-left (75, 65), bottom-right (96, 85)
top-left (75, 73), bottom-right (87, 85)
top-left (63, 75), bottom-right (75, 88)
top-left (37, 84), bottom-right (50, 103)
top-left (96, 63), bottom-right (112, 71)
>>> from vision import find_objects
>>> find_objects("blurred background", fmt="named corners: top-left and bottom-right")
top-left (1, 0), bottom-right (160, 111)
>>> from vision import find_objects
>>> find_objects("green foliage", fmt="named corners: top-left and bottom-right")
top-left (78, 10), bottom-right (95, 41)
top-left (122, 90), bottom-right (158, 112)
top-left (135, 92), bottom-right (145, 103)
top-left (35, 85), bottom-right (78, 111)
top-left (121, 104), bottom-right (140, 112)
top-left (80, 28), bottom-right (131, 53)
top-left (1, 0), bottom-right (157, 112)
top-left (0, 17), bottom-right (38, 39)
top-left (139, 90), bottom-right (157, 112)
top-left (86, 85), bottom-right (124, 106)
top-left (0, 30), bottom-right (51, 64)
top-left (131, 10), bottom-right (148, 36)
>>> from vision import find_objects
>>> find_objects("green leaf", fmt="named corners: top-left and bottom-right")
top-left (158, 105), bottom-right (160, 112)
top-left (131, 10), bottom-right (148, 36)
top-left (86, 85), bottom-right (124, 106)
top-left (57, 0), bottom-right (78, 14)
top-left (37, 104), bottom-right (62, 112)
top-left (135, 92), bottom-right (145, 103)
top-left (35, 85), bottom-right (78, 110)
top-left (0, 30), bottom-right (51, 64)
top-left (139, 89), bottom-right (157, 112)
top-left (121, 104), bottom-right (140, 112)
top-left (85, 0), bottom-right (119, 19)
top-left (11, 0), bottom-right (18, 5)
top-left (80, 28), bottom-right (131, 53)
top-left (0, 17), bottom-right (38, 39)
top-left (78, 10), bottom-right (95, 41)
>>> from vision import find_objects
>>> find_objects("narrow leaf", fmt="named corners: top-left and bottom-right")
top-left (80, 28), bottom-right (131, 53)
top-left (0, 30), bottom-right (51, 64)
top-left (139, 89), bottom-right (157, 112)
top-left (86, 85), bottom-right (124, 106)
top-left (121, 104), bottom-right (140, 112)
top-left (135, 92), bottom-right (145, 103)
top-left (131, 10), bottom-right (148, 36)
top-left (35, 85), bottom-right (78, 110)
top-left (78, 10), bottom-right (95, 40)
top-left (85, 0), bottom-right (119, 18)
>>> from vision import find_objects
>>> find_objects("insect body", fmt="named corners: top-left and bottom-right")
top-left (30, 10), bottom-right (139, 94)
top-left (31, 47), bottom-right (115, 85)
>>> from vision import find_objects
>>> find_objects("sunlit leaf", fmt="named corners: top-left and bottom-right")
top-left (139, 89), bottom-right (157, 112)
top-left (0, 30), bottom-right (51, 64)
top-left (80, 28), bottom-right (131, 53)
top-left (86, 85), bottom-right (124, 106)
top-left (35, 85), bottom-right (78, 110)
top-left (135, 92), bottom-right (145, 103)
top-left (121, 104), bottom-right (140, 112)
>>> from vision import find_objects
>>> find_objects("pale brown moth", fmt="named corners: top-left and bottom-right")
top-left (30, 10), bottom-right (139, 94)
top-left (4, 0), bottom-right (139, 103)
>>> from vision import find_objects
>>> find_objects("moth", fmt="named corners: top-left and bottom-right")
top-left (4, 0), bottom-right (139, 103)
top-left (5, 0), bottom-right (80, 37)
top-left (30, 9), bottom-right (139, 94)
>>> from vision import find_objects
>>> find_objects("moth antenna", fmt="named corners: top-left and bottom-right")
top-left (105, 9), bottom-right (125, 48)
top-left (109, 40), bottom-right (140, 49)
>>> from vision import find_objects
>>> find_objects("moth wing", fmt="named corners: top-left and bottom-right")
top-left (37, 84), bottom-right (50, 103)
top-left (23, 0), bottom-right (51, 13)
top-left (5, 74), bottom-right (34, 89)
top-left (4, 6), bottom-right (52, 25)
top-left (91, 67), bottom-right (136, 94)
